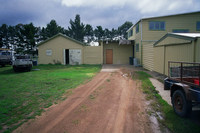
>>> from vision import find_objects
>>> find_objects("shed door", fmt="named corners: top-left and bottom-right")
top-left (106, 49), bottom-right (113, 64)
top-left (69, 49), bottom-right (81, 65)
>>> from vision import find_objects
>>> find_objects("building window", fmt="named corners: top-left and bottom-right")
top-left (136, 24), bottom-right (139, 33)
top-left (172, 29), bottom-right (189, 33)
top-left (149, 21), bottom-right (165, 30)
top-left (136, 43), bottom-right (139, 52)
top-left (128, 29), bottom-right (133, 38)
top-left (197, 21), bottom-right (200, 31)
top-left (46, 50), bottom-right (52, 56)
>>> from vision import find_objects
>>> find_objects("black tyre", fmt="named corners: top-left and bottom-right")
top-left (13, 66), bottom-right (18, 72)
top-left (172, 90), bottom-right (192, 117)
top-left (27, 66), bottom-right (31, 71)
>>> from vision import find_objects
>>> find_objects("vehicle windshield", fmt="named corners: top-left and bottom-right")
top-left (16, 56), bottom-right (30, 59)
top-left (1, 52), bottom-right (11, 55)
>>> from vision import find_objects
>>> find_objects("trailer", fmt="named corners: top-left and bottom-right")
top-left (164, 61), bottom-right (200, 117)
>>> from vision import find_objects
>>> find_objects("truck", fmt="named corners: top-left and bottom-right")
top-left (0, 49), bottom-right (12, 67)
top-left (12, 54), bottom-right (33, 72)
top-left (164, 61), bottom-right (200, 117)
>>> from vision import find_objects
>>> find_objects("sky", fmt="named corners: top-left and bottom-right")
top-left (0, 0), bottom-right (200, 29)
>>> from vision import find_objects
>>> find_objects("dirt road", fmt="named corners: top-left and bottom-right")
top-left (14, 66), bottom-right (154, 133)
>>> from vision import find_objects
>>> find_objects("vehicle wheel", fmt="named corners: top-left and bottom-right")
top-left (13, 66), bottom-right (18, 72)
top-left (172, 90), bottom-right (192, 117)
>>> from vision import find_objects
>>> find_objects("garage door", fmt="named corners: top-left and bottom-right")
top-left (106, 49), bottom-right (113, 64)
top-left (143, 43), bottom-right (154, 71)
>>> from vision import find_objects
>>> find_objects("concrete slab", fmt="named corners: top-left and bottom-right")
top-left (149, 78), bottom-right (171, 105)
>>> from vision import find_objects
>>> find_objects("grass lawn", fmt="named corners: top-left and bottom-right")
top-left (134, 71), bottom-right (200, 133)
top-left (0, 64), bottom-right (101, 133)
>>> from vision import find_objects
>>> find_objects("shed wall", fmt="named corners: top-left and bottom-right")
top-left (84, 46), bottom-right (103, 64)
top-left (38, 36), bottom-right (84, 64)
top-left (153, 38), bottom-right (200, 75)
top-left (103, 43), bottom-right (133, 64)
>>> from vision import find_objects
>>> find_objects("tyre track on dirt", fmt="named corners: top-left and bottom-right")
top-left (14, 72), bottom-right (110, 133)
top-left (15, 68), bottom-right (155, 133)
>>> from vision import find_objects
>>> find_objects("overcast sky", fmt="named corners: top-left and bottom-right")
top-left (0, 0), bottom-right (199, 29)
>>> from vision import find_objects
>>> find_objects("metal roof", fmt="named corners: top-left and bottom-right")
top-left (170, 33), bottom-right (200, 38)
top-left (154, 33), bottom-right (200, 46)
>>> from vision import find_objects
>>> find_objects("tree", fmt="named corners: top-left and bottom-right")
top-left (45, 20), bottom-right (64, 38)
top-left (21, 23), bottom-right (39, 55)
top-left (94, 26), bottom-right (104, 41)
top-left (85, 24), bottom-right (93, 43)
top-left (15, 24), bottom-right (25, 54)
top-left (0, 24), bottom-right (10, 48)
top-left (68, 14), bottom-right (85, 42)
top-left (118, 21), bottom-right (133, 39)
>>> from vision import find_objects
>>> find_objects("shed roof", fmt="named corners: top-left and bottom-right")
top-left (154, 33), bottom-right (200, 46)
top-left (37, 33), bottom-right (87, 47)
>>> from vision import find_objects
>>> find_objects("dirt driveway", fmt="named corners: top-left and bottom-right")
top-left (14, 65), bottom-right (155, 133)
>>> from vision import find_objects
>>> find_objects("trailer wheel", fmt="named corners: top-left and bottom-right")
top-left (172, 90), bottom-right (192, 117)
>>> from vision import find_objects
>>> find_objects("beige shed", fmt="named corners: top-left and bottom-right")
top-left (37, 33), bottom-right (103, 65)
top-left (153, 33), bottom-right (200, 75)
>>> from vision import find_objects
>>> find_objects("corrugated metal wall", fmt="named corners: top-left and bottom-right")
top-left (153, 38), bottom-right (199, 75)
top-left (142, 42), bottom-right (154, 71)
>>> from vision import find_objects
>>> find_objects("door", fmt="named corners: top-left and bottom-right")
top-left (69, 49), bottom-right (82, 65)
top-left (65, 49), bottom-right (69, 64)
top-left (106, 49), bottom-right (113, 64)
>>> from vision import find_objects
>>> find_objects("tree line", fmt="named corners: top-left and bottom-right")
top-left (0, 14), bottom-right (132, 55)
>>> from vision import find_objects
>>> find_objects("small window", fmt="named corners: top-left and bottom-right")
top-left (128, 29), bottom-right (133, 38)
top-left (149, 21), bottom-right (165, 30)
top-left (136, 43), bottom-right (139, 52)
top-left (197, 21), bottom-right (200, 31)
top-left (46, 50), bottom-right (52, 56)
top-left (172, 29), bottom-right (189, 33)
top-left (136, 24), bottom-right (139, 33)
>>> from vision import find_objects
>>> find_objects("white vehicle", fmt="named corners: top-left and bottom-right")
top-left (0, 49), bottom-right (12, 67)
top-left (12, 55), bottom-right (33, 72)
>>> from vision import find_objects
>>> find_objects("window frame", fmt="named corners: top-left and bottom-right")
top-left (135, 43), bottom-right (139, 52)
top-left (149, 21), bottom-right (165, 31)
top-left (136, 24), bottom-right (139, 33)
top-left (172, 29), bottom-right (189, 33)
top-left (128, 29), bottom-right (133, 38)
top-left (197, 21), bottom-right (200, 31)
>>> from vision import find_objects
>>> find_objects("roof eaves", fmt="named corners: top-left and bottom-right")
top-left (142, 11), bottom-right (200, 20)
top-left (126, 20), bottom-right (141, 32)
top-left (37, 33), bottom-right (87, 47)
top-left (153, 33), bottom-right (196, 47)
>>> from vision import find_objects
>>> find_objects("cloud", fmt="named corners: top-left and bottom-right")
top-left (0, 0), bottom-right (199, 30)
top-left (61, 0), bottom-right (198, 14)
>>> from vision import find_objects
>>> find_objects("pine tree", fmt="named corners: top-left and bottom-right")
top-left (68, 14), bottom-right (85, 42)
top-left (85, 24), bottom-right (93, 43)
top-left (118, 21), bottom-right (133, 39)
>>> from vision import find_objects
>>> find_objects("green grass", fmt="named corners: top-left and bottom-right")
top-left (136, 71), bottom-right (200, 133)
top-left (0, 64), bottom-right (101, 133)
